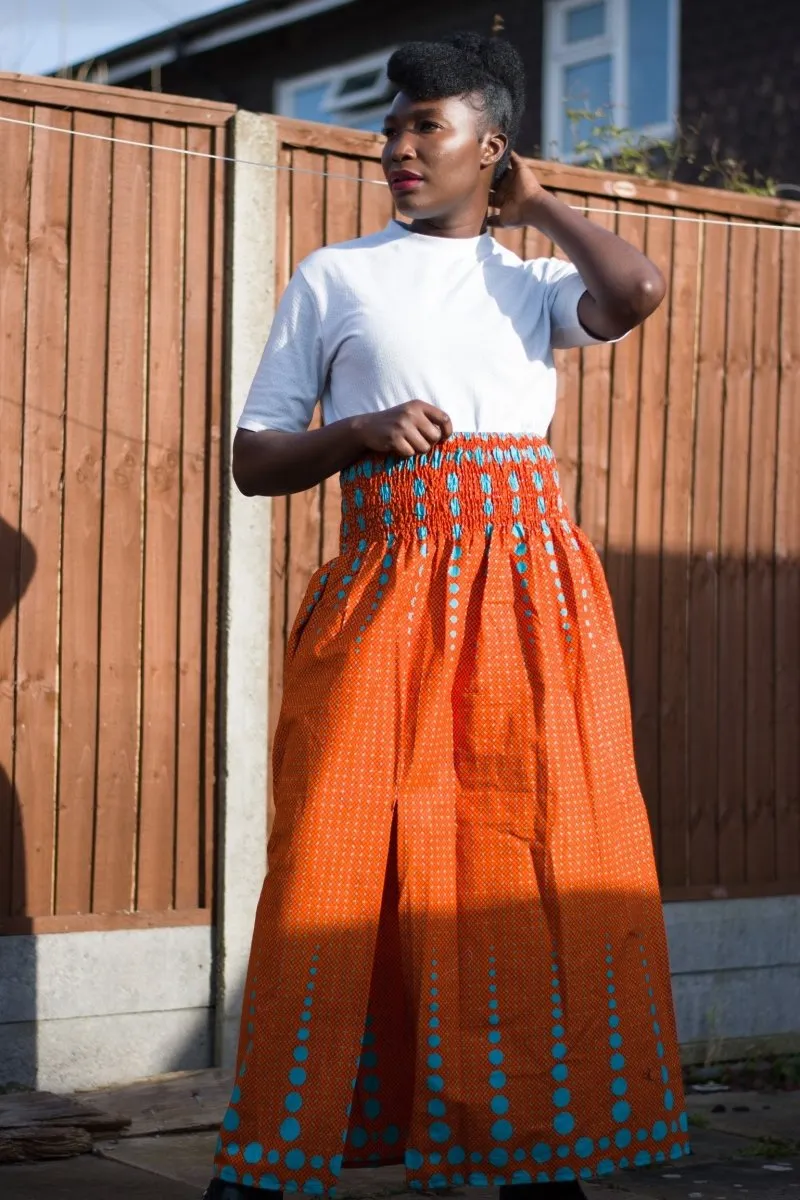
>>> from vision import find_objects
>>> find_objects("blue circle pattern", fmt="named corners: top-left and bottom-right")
top-left (606, 943), bottom-right (630, 1154)
top-left (486, 948), bottom-right (514, 1176)
top-left (447, 475), bottom-right (462, 651)
top-left (210, 946), bottom-right (316, 1191)
top-left (338, 492), bottom-right (380, 645)
top-left (379, 936), bottom-right (689, 1190)
top-left (351, 1010), bottom-right (387, 1147)
top-left (219, 926), bottom-right (691, 1190)
top-left (407, 955), bottom-right (457, 1185)
top-left (549, 956), bottom-right (575, 1150)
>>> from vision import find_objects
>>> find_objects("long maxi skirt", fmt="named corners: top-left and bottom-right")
top-left (213, 434), bottom-right (689, 1195)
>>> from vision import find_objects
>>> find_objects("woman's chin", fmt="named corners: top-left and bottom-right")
top-left (392, 191), bottom-right (429, 217)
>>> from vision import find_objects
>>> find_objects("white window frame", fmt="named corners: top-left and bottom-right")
top-left (276, 48), bottom-right (397, 130)
top-left (543, 0), bottom-right (679, 162)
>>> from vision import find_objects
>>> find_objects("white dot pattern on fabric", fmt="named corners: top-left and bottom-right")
top-left (213, 433), bottom-right (688, 1196)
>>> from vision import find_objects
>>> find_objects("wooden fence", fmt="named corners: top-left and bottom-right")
top-left (0, 75), bottom-right (233, 933)
top-left (1, 83), bottom-right (798, 930)
top-left (269, 118), bottom-right (800, 903)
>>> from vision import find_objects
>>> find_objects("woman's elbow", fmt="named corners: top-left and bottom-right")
top-left (232, 432), bottom-right (265, 496)
top-left (634, 266), bottom-right (667, 320)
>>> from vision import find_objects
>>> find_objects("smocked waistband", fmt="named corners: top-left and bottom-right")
top-left (339, 434), bottom-right (566, 542)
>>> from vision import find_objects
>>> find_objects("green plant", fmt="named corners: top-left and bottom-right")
top-left (559, 107), bottom-right (777, 197)
top-left (564, 106), bottom-right (687, 180)
top-left (697, 138), bottom-right (777, 196)
top-left (702, 1004), bottom-right (726, 1069)
top-left (741, 1137), bottom-right (800, 1158)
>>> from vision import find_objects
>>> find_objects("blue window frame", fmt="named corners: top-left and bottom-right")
top-left (544, 0), bottom-right (679, 159)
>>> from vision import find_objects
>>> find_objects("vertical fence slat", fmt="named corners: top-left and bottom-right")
top-left (775, 228), bottom-right (800, 884)
top-left (174, 124), bottom-right (212, 911)
top-left (688, 217), bottom-right (729, 887)
top-left (659, 218), bottom-right (702, 890)
top-left (359, 159), bottom-right (393, 235)
top-left (268, 147), bottom-right (292, 834)
top-left (320, 154), bottom-right (360, 566)
top-left (717, 223), bottom-right (758, 889)
top-left (13, 109), bottom-right (72, 918)
top-left (0, 105), bottom-right (31, 921)
top-left (605, 203), bottom-right (645, 677)
top-left (579, 197), bottom-right (616, 560)
top-left (523, 225), bottom-right (553, 261)
top-left (93, 118), bottom-right (150, 914)
top-left (745, 226), bottom-right (781, 884)
top-left (285, 149), bottom-right (325, 631)
top-left (137, 123), bottom-right (185, 913)
top-left (631, 206), bottom-right (673, 858)
top-left (54, 112), bottom-right (112, 915)
top-left (550, 192), bottom-right (585, 517)
top-left (203, 122), bottom-right (227, 909)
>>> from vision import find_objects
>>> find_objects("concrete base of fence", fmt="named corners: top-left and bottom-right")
top-left (666, 895), bottom-right (800, 1062)
top-left (1, 896), bottom-right (799, 1091)
top-left (0, 926), bottom-right (213, 1092)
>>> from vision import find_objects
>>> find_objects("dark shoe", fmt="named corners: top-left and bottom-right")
top-left (203, 1180), bottom-right (283, 1199)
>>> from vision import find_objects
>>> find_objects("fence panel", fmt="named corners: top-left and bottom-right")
top-left (268, 117), bottom-right (800, 901)
top-left (0, 76), bottom-right (232, 933)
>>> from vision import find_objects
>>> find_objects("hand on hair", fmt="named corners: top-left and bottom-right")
top-left (488, 152), bottom-right (546, 229)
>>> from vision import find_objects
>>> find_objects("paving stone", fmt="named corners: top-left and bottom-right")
top-left (687, 1092), bottom-right (800, 1147)
top-left (592, 1155), bottom-right (800, 1199)
top-left (0, 1153), bottom-right (198, 1199)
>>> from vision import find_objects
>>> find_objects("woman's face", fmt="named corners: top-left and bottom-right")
top-left (381, 92), bottom-right (506, 229)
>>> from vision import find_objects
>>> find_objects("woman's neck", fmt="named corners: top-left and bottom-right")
top-left (406, 194), bottom-right (492, 239)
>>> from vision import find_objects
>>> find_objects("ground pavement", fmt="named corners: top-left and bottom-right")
top-left (1, 1074), bottom-right (799, 1200)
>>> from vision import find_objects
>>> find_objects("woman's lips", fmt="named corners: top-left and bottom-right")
top-left (390, 174), bottom-right (423, 193)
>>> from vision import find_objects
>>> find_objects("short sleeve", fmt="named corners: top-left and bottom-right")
top-left (238, 270), bottom-right (325, 434)
top-left (529, 257), bottom-right (622, 351)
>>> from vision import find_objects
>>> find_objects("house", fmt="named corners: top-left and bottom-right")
top-left (68, 0), bottom-right (800, 196)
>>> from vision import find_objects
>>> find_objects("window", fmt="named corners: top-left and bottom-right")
top-left (276, 50), bottom-right (396, 134)
top-left (543, 0), bottom-right (678, 159)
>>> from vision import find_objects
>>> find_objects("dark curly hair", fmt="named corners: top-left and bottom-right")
top-left (386, 33), bottom-right (526, 180)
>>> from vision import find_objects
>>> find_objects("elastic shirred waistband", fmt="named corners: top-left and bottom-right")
top-left (339, 434), bottom-right (566, 543)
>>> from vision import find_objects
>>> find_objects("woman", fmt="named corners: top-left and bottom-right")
top-left (205, 32), bottom-right (688, 1200)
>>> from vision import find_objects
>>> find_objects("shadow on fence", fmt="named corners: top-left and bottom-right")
top-left (0, 516), bottom-right (37, 1087)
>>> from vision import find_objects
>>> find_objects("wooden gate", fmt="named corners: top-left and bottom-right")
top-left (0, 74), bottom-right (234, 933)
top-left (268, 118), bottom-right (800, 903)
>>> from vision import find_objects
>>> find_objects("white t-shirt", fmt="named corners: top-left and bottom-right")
top-left (239, 220), bottom-right (608, 437)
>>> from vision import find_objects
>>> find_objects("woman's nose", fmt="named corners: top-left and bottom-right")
top-left (391, 136), bottom-right (417, 161)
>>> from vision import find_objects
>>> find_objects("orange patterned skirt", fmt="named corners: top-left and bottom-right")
top-left (213, 434), bottom-right (688, 1195)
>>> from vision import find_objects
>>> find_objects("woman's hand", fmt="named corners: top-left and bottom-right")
top-left (488, 152), bottom-right (547, 229)
top-left (353, 401), bottom-right (453, 458)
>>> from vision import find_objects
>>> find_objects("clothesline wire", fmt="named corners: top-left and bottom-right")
top-left (1, 111), bottom-right (799, 235)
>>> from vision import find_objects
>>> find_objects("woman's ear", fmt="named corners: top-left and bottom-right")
top-left (481, 130), bottom-right (508, 169)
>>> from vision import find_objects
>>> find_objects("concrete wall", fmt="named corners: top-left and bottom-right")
top-left (214, 109), bottom-right (276, 1069)
top-left (666, 896), bottom-right (800, 1063)
top-left (2, 894), bottom-right (799, 1091)
top-left (0, 926), bottom-right (213, 1091)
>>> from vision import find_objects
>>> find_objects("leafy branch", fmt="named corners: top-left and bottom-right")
top-left (559, 107), bottom-right (777, 197)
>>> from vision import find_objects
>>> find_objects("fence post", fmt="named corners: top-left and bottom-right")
top-left (216, 110), bottom-right (277, 1067)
